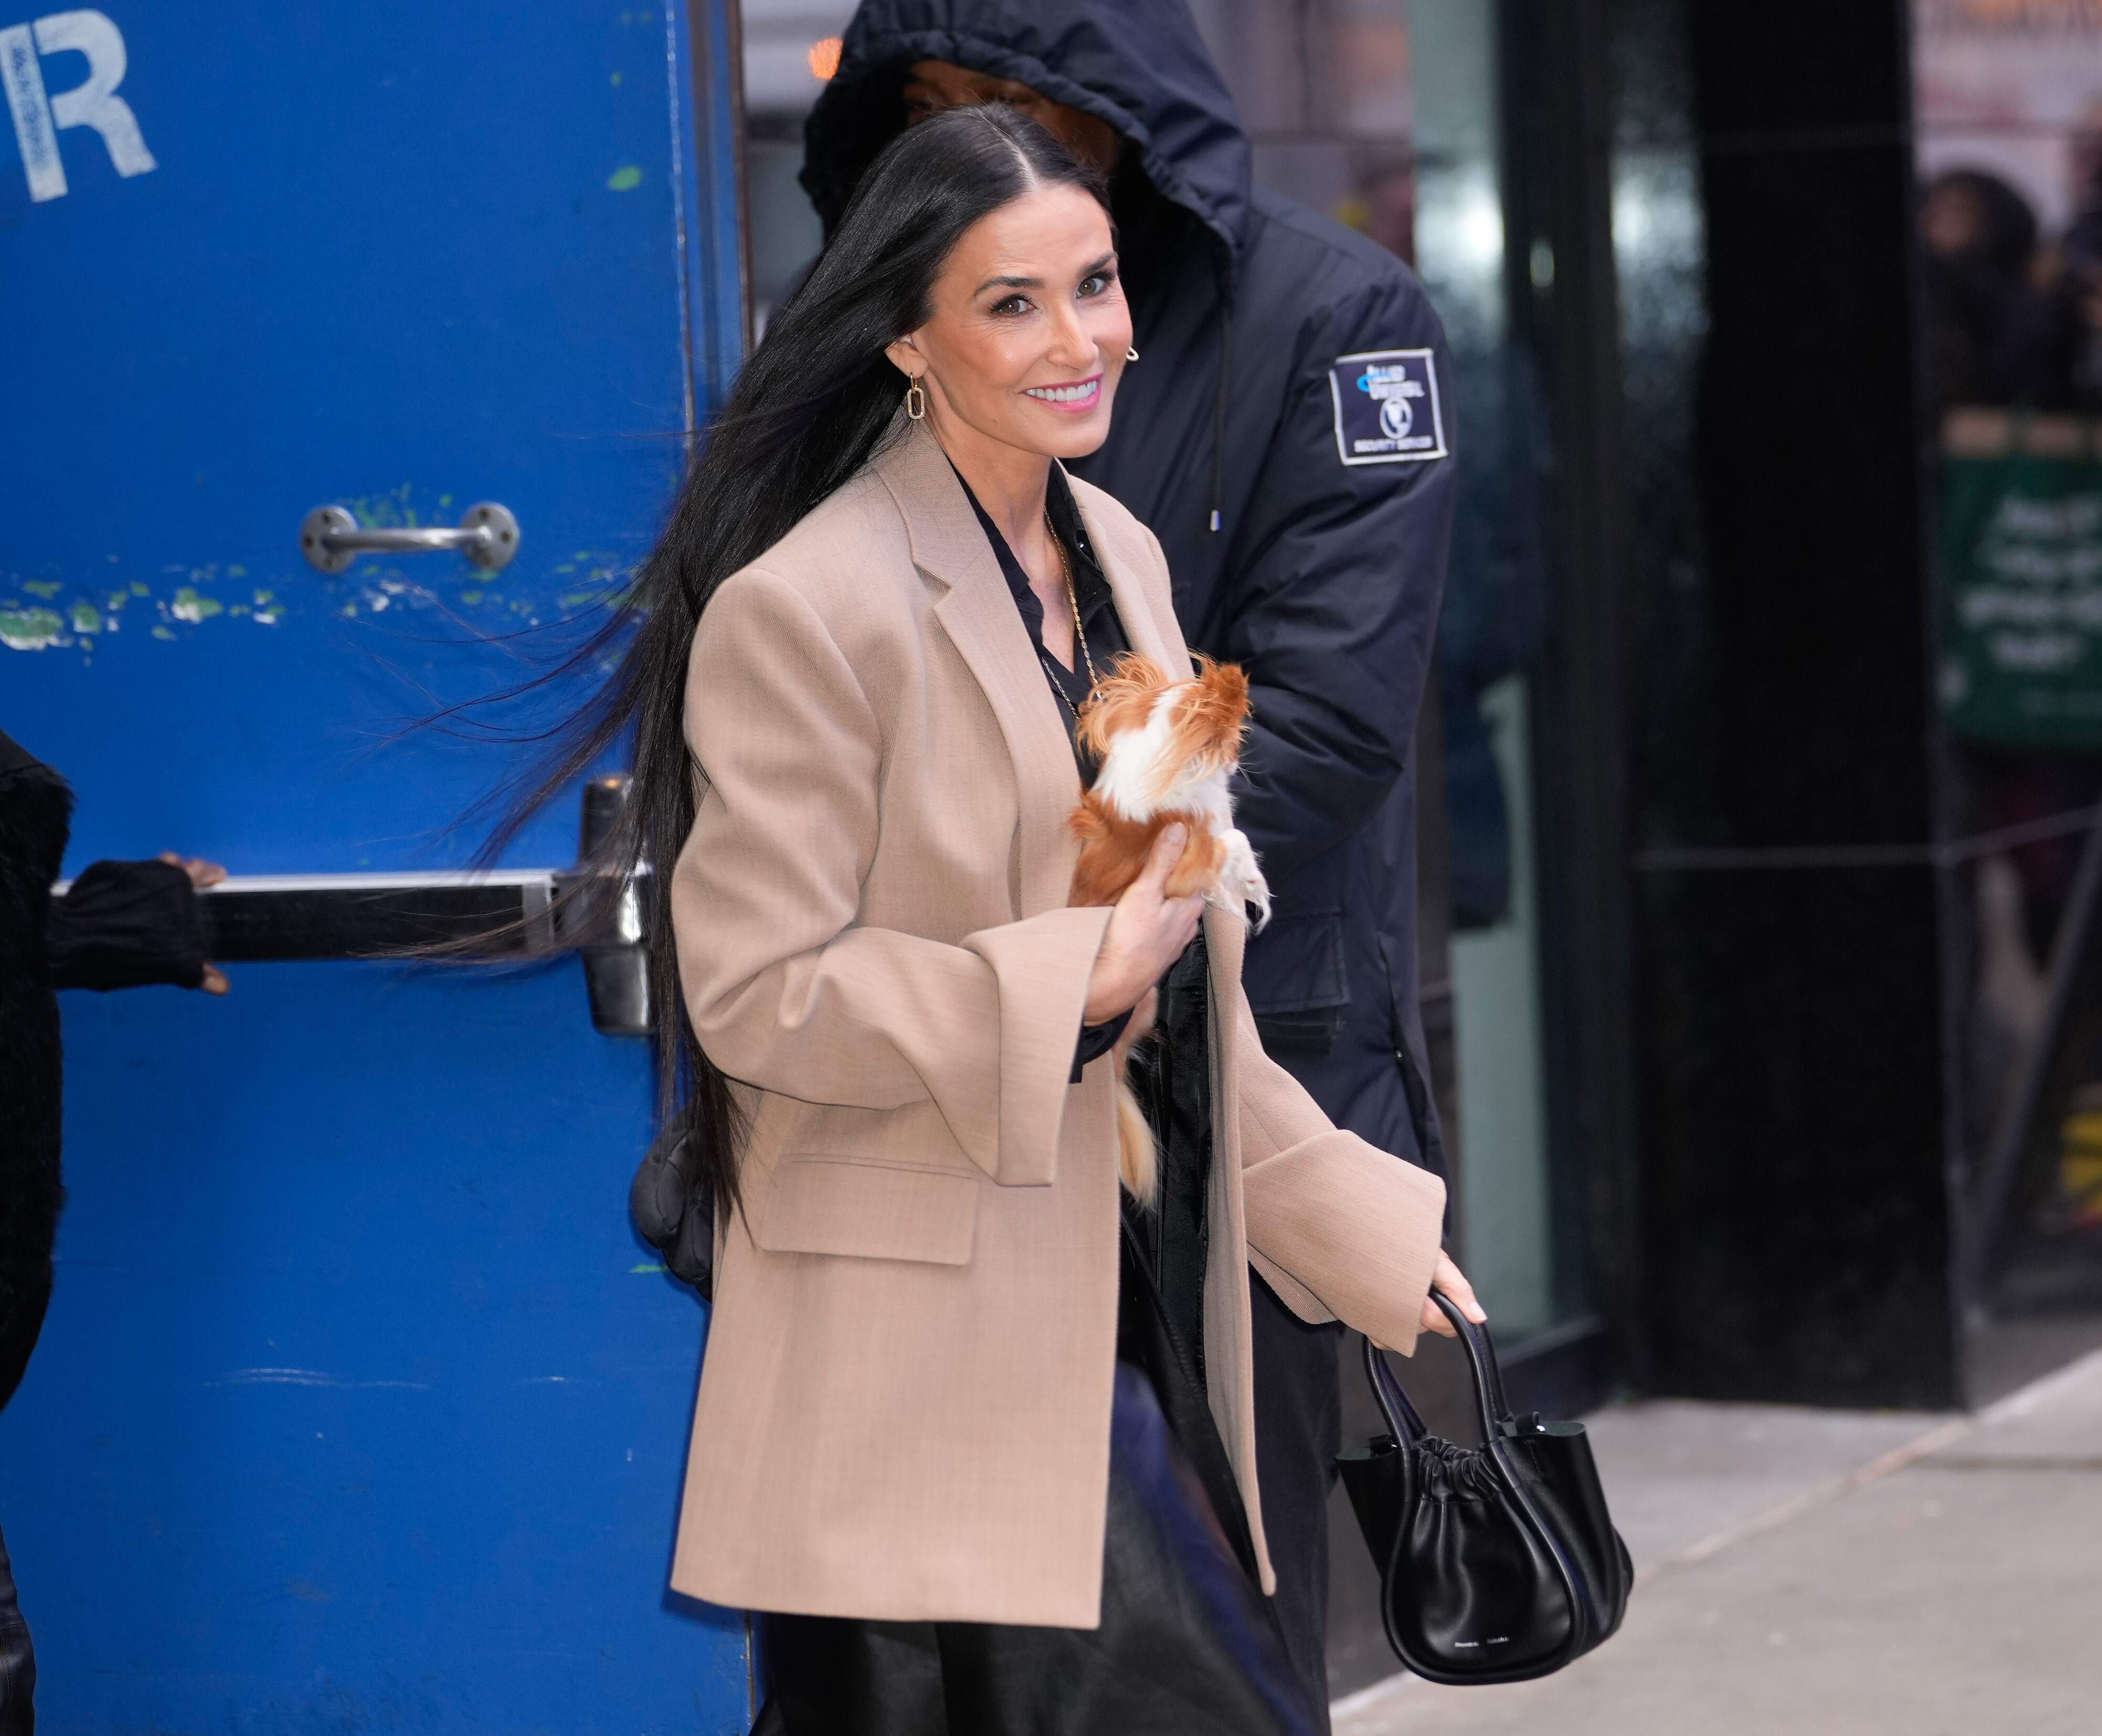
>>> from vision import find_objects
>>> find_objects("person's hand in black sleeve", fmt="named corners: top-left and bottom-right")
top-left (1213, 280), bottom-right (1458, 885)
top-left (47, 852), bottom-right (229, 994)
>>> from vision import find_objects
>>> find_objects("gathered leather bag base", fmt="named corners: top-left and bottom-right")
top-left (1336, 1291), bottom-right (1633, 1685)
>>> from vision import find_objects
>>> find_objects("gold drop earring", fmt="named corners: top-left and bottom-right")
top-left (904, 373), bottom-right (928, 419)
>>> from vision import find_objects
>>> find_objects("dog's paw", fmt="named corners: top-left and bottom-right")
top-left (1219, 828), bottom-right (1271, 930)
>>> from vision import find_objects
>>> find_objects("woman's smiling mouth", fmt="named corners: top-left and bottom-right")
top-left (1024, 375), bottom-right (1102, 409)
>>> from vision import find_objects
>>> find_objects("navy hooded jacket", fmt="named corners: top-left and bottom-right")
top-left (805, 0), bottom-right (1456, 1168)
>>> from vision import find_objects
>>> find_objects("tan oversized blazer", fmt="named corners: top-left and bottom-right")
top-left (667, 416), bottom-right (1446, 1629)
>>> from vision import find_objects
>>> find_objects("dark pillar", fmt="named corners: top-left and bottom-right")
top-left (1628, 0), bottom-right (1960, 1406)
top-left (1506, 0), bottom-right (1651, 1386)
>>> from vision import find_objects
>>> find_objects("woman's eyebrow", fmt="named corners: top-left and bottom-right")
top-left (973, 254), bottom-right (1119, 298)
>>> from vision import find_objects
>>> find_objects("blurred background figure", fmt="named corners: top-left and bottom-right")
top-left (1921, 167), bottom-right (2053, 407)
top-left (2055, 99), bottom-right (2102, 406)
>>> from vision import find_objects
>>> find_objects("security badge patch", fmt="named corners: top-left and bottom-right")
top-left (1328, 348), bottom-right (1448, 466)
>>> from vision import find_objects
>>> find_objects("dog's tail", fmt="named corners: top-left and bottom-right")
top-left (1106, 987), bottom-right (1160, 1207)
top-left (1116, 1082), bottom-right (1158, 1206)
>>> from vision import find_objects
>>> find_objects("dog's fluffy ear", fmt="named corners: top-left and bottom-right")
top-left (1075, 654), bottom-right (1172, 762)
top-left (1190, 653), bottom-right (1249, 717)
top-left (1161, 654), bottom-right (1252, 777)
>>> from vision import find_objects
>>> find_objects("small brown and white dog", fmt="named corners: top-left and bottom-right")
top-left (1068, 653), bottom-right (1270, 1204)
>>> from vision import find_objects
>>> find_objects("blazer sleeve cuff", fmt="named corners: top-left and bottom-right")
top-left (1242, 1129), bottom-right (1447, 1355)
top-left (962, 904), bottom-right (1116, 1186)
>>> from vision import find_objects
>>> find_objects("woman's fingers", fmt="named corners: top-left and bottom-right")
top-left (1136, 825), bottom-right (1202, 947)
top-left (1435, 1254), bottom-right (1487, 1324)
top-left (1084, 825), bottom-right (1207, 1025)
top-left (151, 854), bottom-right (231, 992)
top-left (1418, 1251), bottom-right (1487, 1338)
top-left (1135, 822), bottom-right (1188, 895)
top-left (1087, 826), bottom-right (1192, 1022)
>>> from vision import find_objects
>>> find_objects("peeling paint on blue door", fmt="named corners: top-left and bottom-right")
top-left (0, 4), bottom-right (749, 1729)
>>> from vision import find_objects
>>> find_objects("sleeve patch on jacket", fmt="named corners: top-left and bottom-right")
top-left (1328, 349), bottom-right (1448, 466)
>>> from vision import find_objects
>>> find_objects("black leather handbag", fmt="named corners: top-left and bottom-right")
top-left (1335, 1291), bottom-right (1634, 1684)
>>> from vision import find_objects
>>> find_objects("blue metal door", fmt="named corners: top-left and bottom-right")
top-left (1, 4), bottom-right (749, 1729)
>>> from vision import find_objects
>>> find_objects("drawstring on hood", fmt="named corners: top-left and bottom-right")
top-left (1208, 303), bottom-right (1231, 533)
top-left (802, 0), bottom-right (1252, 541)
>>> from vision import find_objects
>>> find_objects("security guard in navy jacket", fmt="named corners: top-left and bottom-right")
top-left (804, 3), bottom-right (1456, 1714)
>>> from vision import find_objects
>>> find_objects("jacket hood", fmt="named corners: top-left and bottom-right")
top-left (802, 0), bottom-right (1251, 276)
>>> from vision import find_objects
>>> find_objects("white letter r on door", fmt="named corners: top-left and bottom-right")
top-left (3, 9), bottom-right (156, 203)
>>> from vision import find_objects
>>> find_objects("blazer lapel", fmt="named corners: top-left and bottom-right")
top-left (1070, 474), bottom-right (1188, 676)
top-left (877, 423), bottom-right (1081, 920)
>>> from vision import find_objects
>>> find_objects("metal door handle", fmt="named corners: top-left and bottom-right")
top-left (60, 779), bottom-right (651, 1035)
top-left (298, 502), bottom-right (520, 573)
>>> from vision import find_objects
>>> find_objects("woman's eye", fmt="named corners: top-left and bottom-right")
top-left (1079, 272), bottom-right (1116, 298)
top-left (991, 295), bottom-right (1031, 316)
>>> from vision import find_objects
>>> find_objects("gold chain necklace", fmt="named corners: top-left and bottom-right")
top-left (1047, 509), bottom-right (1100, 688)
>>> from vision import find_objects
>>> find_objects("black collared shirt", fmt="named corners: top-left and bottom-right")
top-left (957, 466), bottom-right (1215, 1394)
top-left (955, 466), bottom-right (1134, 1080)
top-left (957, 465), bottom-right (1131, 782)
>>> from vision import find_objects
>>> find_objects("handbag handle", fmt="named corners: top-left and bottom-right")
top-left (1361, 1286), bottom-right (1515, 1449)
top-left (1431, 1288), bottom-right (1516, 1442)
top-left (1362, 1333), bottom-right (1429, 1444)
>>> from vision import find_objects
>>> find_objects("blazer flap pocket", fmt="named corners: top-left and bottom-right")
top-left (755, 1157), bottom-right (978, 1266)
top-left (1242, 910), bottom-right (1348, 1016)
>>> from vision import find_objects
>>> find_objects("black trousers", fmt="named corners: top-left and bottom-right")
top-left (0, 1521), bottom-right (32, 1736)
top-left (1249, 1272), bottom-right (1345, 1734)
top-left (1258, 980), bottom-right (1442, 1733)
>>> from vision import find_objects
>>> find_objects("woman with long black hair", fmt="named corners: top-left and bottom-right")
top-left (513, 104), bottom-right (1479, 1732)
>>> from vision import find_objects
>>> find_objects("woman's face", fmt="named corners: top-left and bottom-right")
top-left (885, 182), bottom-right (1132, 462)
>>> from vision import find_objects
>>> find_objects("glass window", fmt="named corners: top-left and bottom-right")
top-left (1911, 0), bottom-right (2102, 1354)
top-left (739, 2), bottom-right (856, 332)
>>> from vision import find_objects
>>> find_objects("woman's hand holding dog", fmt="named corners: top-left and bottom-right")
top-left (1084, 824), bottom-right (1204, 1024)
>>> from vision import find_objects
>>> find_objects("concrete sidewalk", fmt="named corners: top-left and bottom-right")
top-left (1333, 1350), bottom-right (2102, 1736)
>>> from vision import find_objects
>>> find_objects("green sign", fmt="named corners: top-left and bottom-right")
top-left (1939, 414), bottom-right (2102, 749)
